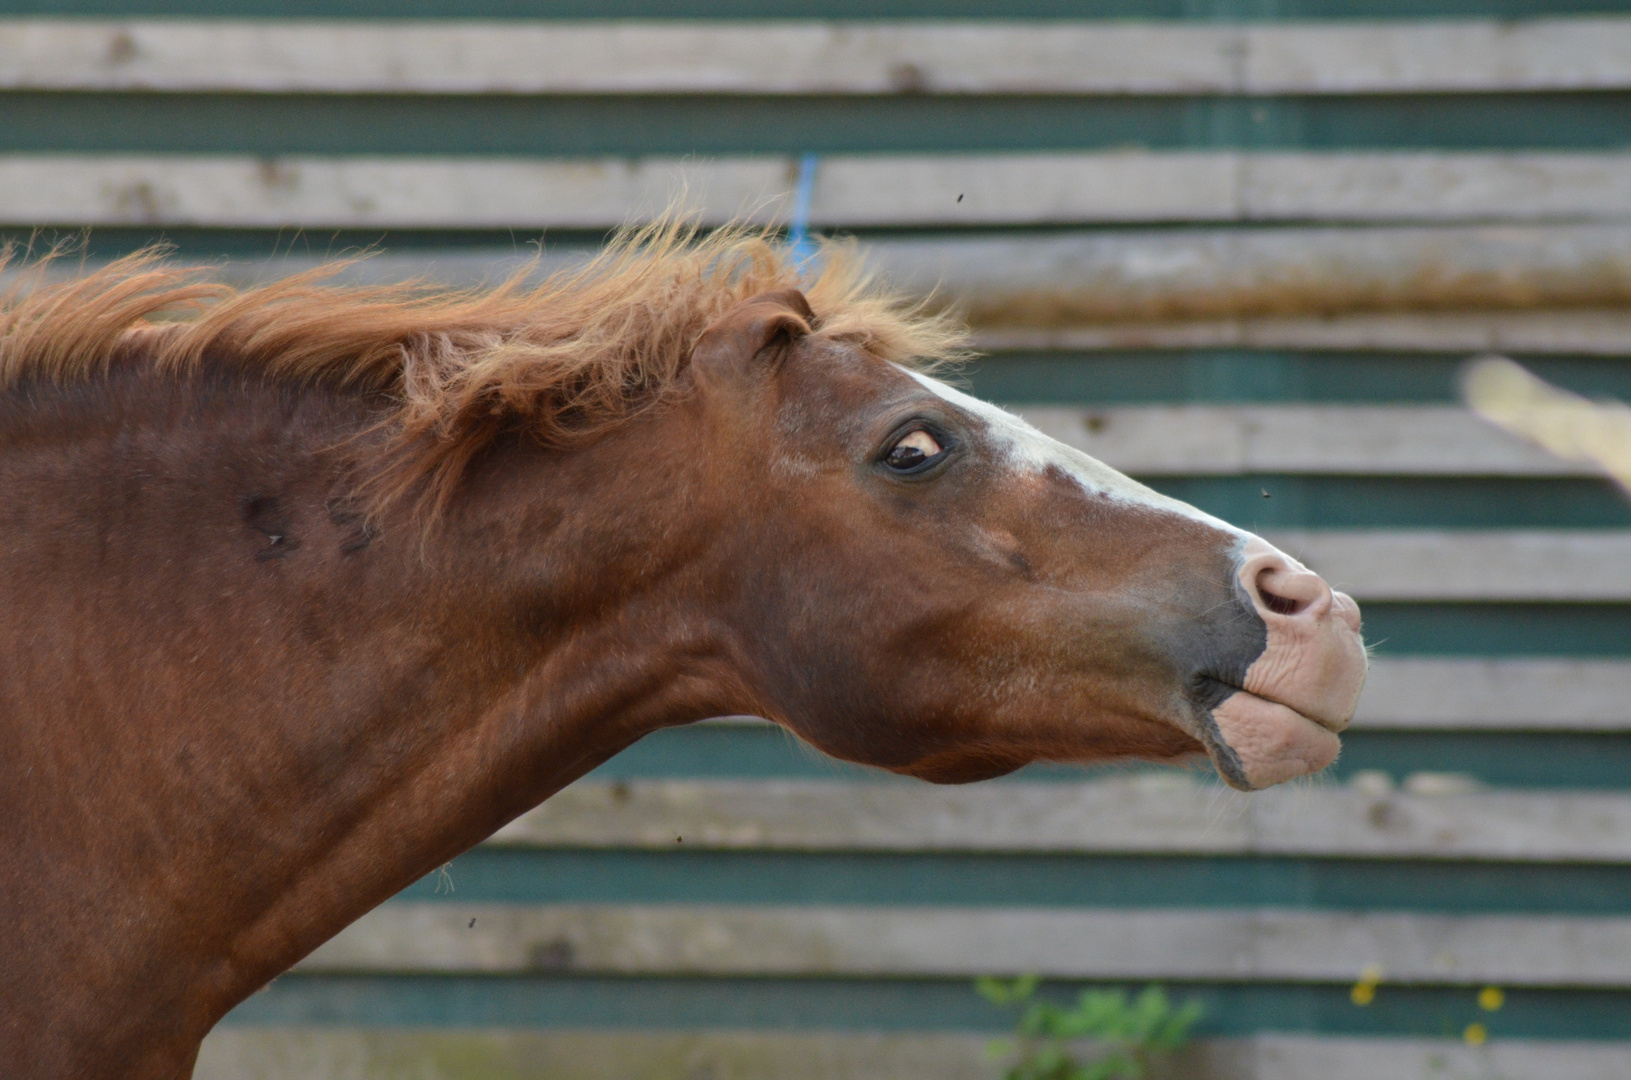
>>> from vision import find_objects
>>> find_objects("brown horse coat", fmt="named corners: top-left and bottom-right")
top-left (0, 226), bottom-right (1364, 1079)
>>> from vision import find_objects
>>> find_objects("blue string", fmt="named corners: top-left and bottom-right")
top-left (786, 153), bottom-right (819, 271)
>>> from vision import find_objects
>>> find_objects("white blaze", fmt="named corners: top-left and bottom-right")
top-left (904, 369), bottom-right (1248, 538)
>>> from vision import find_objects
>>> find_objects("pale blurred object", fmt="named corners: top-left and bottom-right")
top-left (1462, 354), bottom-right (1631, 493)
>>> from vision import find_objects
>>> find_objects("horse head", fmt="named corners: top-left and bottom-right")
top-left (680, 289), bottom-right (1366, 790)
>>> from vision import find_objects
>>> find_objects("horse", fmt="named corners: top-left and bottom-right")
top-left (0, 222), bottom-right (1366, 1080)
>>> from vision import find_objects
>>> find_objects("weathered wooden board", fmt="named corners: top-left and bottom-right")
top-left (818, 153), bottom-right (1631, 226)
top-left (19, 225), bottom-right (1631, 336)
top-left (1015, 405), bottom-right (1588, 476)
top-left (192, 1029), bottom-right (1006, 1080)
top-left (870, 225), bottom-right (1631, 326)
top-left (1261, 531), bottom-right (1631, 601)
top-left (295, 902), bottom-right (1631, 984)
top-left (190, 1030), bottom-right (1631, 1080)
top-left (973, 311), bottom-right (1631, 354)
top-left (1354, 658), bottom-right (1631, 729)
top-left (8, 153), bottom-right (1631, 228)
top-left (10, 19), bottom-right (1631, 95)
top-left (1240, 1036), bottom-right (1631, 1080)
top-left (0, 154), bottom-right (792, 229)
top-left (1240, 18), bottom-right (1631, 94)
top-left (484, 779), bottom-right (1631, 862)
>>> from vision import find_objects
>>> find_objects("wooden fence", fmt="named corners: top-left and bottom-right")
top-left (6, 0), bottom-right (1631, 1076)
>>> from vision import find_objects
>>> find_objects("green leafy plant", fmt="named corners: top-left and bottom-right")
top-left (976, 975), bottom-right (1204, 1080)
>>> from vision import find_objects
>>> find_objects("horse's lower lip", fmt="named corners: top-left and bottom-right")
top-left (1209, 688), bottom-right (1343, 791)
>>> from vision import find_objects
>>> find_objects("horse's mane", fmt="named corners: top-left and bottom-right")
top-left (0, 218), bottom-right (966, 513)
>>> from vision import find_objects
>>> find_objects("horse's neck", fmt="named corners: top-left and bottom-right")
top-left (0, 373), bottom-right (728, 1077)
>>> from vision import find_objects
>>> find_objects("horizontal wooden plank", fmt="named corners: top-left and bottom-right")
top-left (7, 152), bottom-right (1631, 229)
top-left (1243, 19), bottom-right (1631, 94)
top-left (0, 154), bottom-right (790, 230)
top-left (1262, 530), bottom-right (1631, 601)
top-left (295, 902), bottom-right (1631, 985)
top-left (191, 1030), bottom-right (1631, 1080)
top-left (194, 1029), bottom-right (1007, 1080)
top-left (485, 779), bottom-right (1631, 862)
top-left (21, 256), bottom-right (1631, 354)
top-left (50, 224), bottom-right (1631, 334)
top-left (1015, 405), bottom-right (1587, 476)
top-left (0, 20), bottom-right (1242, 95)
top-left (10, 19), bottom-right (1631, 95)
top-left (870, 225), bottom-right (1631, 328)
top-left (1239, 1036), bottom-right (1631, 1080)
top-left (817, 153), bottom-right (1631, 226)
top-left (1355, 658), bottom-right (1631, 729)
top-left (972, 311), bottom-right (1631, 354)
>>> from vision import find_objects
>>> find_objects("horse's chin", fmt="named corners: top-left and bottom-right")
top-left (1207, 689), bottom-right (1344, 790)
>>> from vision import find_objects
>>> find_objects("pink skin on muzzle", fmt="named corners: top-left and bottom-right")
top-left (1212, 537), bottom-right (1368, 789)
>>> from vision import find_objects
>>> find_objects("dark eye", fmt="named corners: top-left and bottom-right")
top-left (884, 429), bottom-right (944, 471)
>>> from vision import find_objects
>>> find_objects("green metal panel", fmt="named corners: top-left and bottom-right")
top-left (388, 849), bottom-right (1631, 912)
top-left (1330, 604), bottom-right (1631, 657)
top-left (579, 723), bottom-right (1631, 788)
top-left (4, 92), bottom-right (1631, 155)
top-left (225, 977), bottom-right (1631, 1040)
top-left (1144, 477), bottom-right (1631, 530)
top-left (1327, 731), bottom-right (1631, 788)
top-left (966, 352), bottom-right (1631, 405)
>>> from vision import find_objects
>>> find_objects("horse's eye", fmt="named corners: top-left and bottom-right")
top-left (885, 429), bottom-right (944, 471)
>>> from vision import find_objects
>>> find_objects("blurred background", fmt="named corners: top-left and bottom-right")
top-left (7, 1), bottom-right (1631, 1078)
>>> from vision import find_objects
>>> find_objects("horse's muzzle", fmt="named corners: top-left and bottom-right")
top-left (1203, 536), bottom-right (1368, 790)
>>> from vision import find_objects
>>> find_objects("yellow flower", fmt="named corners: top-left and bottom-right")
top-left (1464, 1023), bottom-right (1488, 1045)
top-left (1478, 987), bottom-right (1504, 1012)
top-left (1350, 966), bottom-right (1382, 1006)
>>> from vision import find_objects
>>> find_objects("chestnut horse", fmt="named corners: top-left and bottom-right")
top-left (0, 225), bottom-right (1366, 1079)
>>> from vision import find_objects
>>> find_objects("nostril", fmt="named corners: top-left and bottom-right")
top-left (1247, 557), bottom-right (1333, 621)
top-left (1255, 567), bottom-right (1310, 617)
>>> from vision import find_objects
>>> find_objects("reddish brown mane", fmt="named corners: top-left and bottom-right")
top-left (0, 219), bottom-right (965, 511)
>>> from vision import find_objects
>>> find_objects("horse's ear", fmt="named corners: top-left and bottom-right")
top-left (690, 289), bottom-right (815, 390)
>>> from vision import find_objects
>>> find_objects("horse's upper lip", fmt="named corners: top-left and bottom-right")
top-left (1229, 681), bottom-right (1346, 733)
